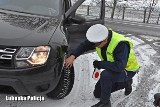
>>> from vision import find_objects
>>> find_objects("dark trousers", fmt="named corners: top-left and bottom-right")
top-left (93, 70), bottom-right (136, 104)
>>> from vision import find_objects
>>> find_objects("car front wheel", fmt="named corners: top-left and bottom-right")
top-left (47, 66), bottom-right (74, 99)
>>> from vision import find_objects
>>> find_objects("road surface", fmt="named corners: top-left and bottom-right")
top-left (105, 18), bottom-right (160, 37)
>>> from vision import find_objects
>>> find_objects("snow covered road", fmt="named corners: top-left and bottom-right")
top-left (0, 34), bottom-right (159, 107)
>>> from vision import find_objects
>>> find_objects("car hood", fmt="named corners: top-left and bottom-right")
top-left (0, 10), bottom-right (60, 46)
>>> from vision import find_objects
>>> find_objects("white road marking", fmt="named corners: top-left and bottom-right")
top-left (153, 42), bottom-right (160, 47)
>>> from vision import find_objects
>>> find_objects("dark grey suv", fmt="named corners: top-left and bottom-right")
top-left (0, 0), bottom-right (105, 99)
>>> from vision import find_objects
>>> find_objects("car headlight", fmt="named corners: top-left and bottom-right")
top-left (16, 46), bottom-right (50, 68)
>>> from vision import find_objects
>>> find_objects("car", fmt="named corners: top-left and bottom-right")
top-left (0, 0), bottom-right (105, 99)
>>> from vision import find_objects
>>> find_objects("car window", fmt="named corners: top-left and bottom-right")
top-left (71, 0), bottom-right (102, 21)
top-left (0, 0), bottom-right (59, 16)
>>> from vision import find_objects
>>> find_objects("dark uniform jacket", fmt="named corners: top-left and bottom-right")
top-left (71, 30), bottom-right (131, 73)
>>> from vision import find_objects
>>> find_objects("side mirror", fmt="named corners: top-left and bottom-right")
top-left (69, 15), bottom-right (85, 24)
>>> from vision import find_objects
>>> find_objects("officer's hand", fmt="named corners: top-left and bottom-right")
top-left (65, 55), bottom-right (75, 68)
top-left (93, 60), bottom-right (101, 69)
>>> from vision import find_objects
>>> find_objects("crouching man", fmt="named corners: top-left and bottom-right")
top-left (65, 24), bottom-right (140, 107)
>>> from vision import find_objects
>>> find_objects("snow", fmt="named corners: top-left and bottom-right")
top-left (0, 35), bottom-right (160, 107)
top-left (127, 36), bottom-right (145, 46)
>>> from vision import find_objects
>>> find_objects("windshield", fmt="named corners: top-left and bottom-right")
top-left (0, 0), bottom-right (59, 16)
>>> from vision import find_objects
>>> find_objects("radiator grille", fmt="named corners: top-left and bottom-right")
top-left (0, 46), bottom-right (19, 69)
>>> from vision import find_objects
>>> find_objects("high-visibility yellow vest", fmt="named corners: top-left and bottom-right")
top-left (96, 31), bottom-right (140, 72)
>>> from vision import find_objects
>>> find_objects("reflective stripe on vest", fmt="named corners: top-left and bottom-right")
top-left (96, 31), bottom-right (140, 72)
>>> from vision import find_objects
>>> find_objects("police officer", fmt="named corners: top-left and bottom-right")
top-left (65, 24), bottom-right (140, 107)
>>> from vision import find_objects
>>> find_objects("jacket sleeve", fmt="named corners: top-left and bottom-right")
top-left (71, 39), bottom-right (95, 58)
top-left (99, 42), bottom-right (130, 72)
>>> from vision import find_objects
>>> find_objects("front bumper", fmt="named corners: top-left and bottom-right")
top-left (0, 58), bottom-right (64, 95)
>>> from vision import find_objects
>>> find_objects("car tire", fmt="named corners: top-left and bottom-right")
top-left (47, 66), bottom-right (74, 99)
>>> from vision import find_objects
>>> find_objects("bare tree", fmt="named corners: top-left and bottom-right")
top-left (111, 0), bottom-right (117, 19)
top-left (116, 0), bottom-right (128, 20)
top-left (122, 0), bottom-right (128, 20)
top-left (146, 0), bottom-right (158, 23)
top-left (126, 0), bottom-right (149, 23)
top-left (138, 0), bottom-right (150, 23)
top-left (143, 8), bottom-right (148, 23)
top-left (155, 2), bottom-right (160, 24)
top-left (156, 13), bottom-right (160, 24)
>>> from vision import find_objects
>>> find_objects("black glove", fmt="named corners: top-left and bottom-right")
top-left (154, 93), bottom-right (160, 106)
top-left (93, 60), bottom-right (101, 69)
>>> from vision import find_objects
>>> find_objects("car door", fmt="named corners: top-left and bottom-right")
top-left (64, 0), bottom-right (105, 53)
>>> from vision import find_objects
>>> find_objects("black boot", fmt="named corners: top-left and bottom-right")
top-left (153, 93), bottom-right (160, 106)
top-left (91, 101), bottom-right (111, 107)
top-left (125, 79), bottom-right (133, 95)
